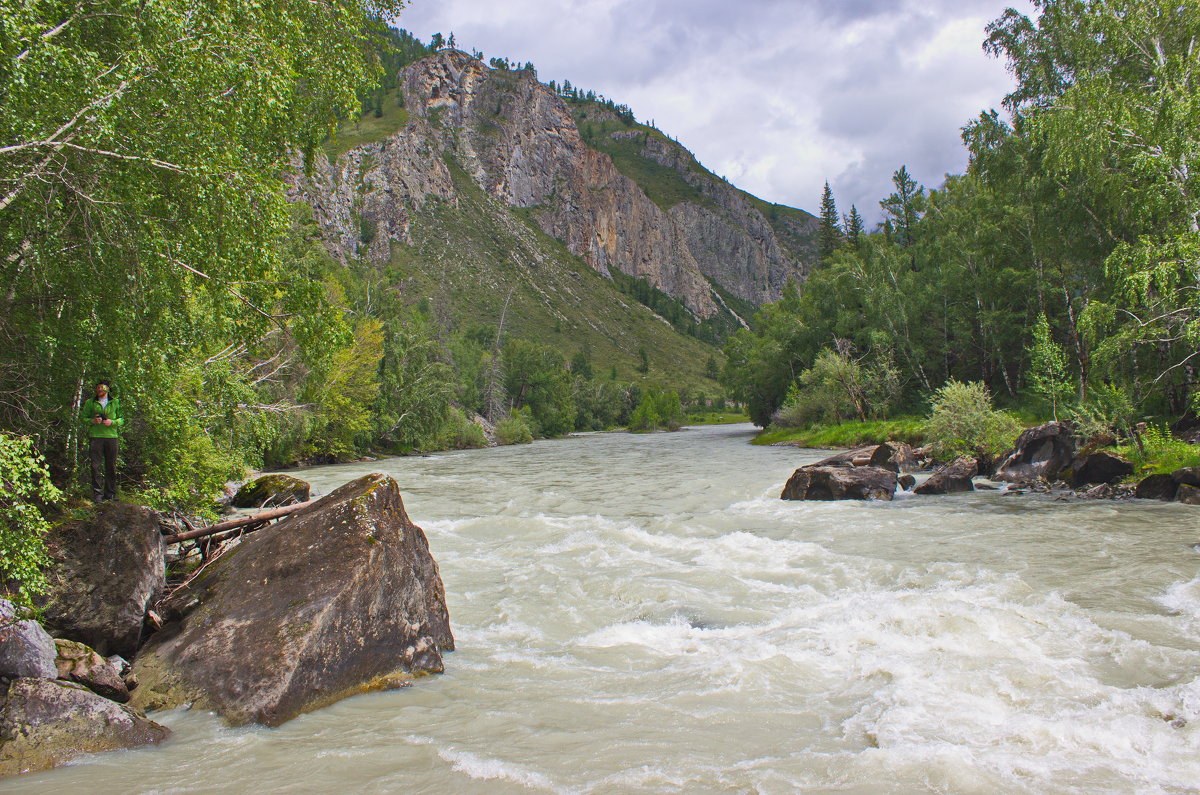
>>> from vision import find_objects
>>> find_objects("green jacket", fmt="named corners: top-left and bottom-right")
top-left (80, 395), bottom-right (124, 439)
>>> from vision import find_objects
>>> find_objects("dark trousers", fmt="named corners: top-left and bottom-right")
top-left (89, 437), bottom-right (118, 501)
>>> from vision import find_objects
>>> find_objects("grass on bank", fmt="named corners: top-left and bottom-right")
top-left (323, 89), bottom-right (410, 159)
top-left (685, 411), bottom-right (750, 426)
top-left (1114, 424), bottom-right (1200, 476)
top-left (752, 417), bottom-right (927, 448)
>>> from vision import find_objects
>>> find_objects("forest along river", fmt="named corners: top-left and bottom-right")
top-left (14, 424), bottom-right (1200, 793)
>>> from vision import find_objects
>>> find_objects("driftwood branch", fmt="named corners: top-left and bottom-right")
top-left (162, 499), bottom-right (314, 544)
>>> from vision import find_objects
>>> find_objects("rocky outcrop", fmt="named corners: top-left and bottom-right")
top-left (994, 422), bottom-right (1076, 484)
top-left (0, 602), bottom-right (57, 680)
top-left (0, 678), bottom-right (169, 777)
top-left (289, 50), bottom-right (817, 318)
top-left (231, 473), bottom-right (311, 508)
top-left (1135, 473), bottom-right (1178, 501)
top-left (53, 640), bottom-right (129, 703)
top-left (1071, 451), bottom-right (1133, 487)
top-left (130, 473), bottom-right (453, 727)
top-left (781, 466), bottom-right (897, 501)
top-left (38, 503), bottom-right (164, 658)
top-left (914, 457), bottom-right (978, 495)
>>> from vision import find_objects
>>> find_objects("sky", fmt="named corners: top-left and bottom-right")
top-left (393, 0), bottom-right (1035, 222)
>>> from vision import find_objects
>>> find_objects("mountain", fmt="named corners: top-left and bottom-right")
top-left (286, 48), bottom-right (818, 381)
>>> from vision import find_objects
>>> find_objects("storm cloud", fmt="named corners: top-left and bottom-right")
top-left (394, 0), bottom-right (1034, 222)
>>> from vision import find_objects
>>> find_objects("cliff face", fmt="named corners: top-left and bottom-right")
top-left (290, 50), bottom-right (817, 319)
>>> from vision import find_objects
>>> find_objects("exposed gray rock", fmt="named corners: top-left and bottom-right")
top-left (914, 457), bottom-right (979, 495)
top-left (994, 422), bottom-right (1076, 484)
top-left (1071, 451), bottom-right (1134, 487)
top-left (1135, 474), bottom-right (1179, 501)
top-left (0, 601), bottom-right (57, 680)
top-left (1172, 467), bottom-right (1200, 488)
top-left (781, 466), bottom-right (897, 501)
top-left (0, 677), bottom-right (169, 777)
top-left (231, 473), bottom-right (311, 508)
top-left (130, 473), bottom-right (453, 727)
top-left (54, 640), bottom-right (129, 703)
top-left (37, 502), bottom-right (164, 658)
top-left (287, 49), bottom-right (817, 320)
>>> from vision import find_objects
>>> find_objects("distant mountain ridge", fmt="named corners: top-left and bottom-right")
top-left (289, 49), bottom-right (817, 323)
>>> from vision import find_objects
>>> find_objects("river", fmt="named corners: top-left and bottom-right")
top-left (11, 424), bottom-right (1200, 793)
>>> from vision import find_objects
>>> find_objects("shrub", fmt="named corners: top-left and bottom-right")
top-left (925, 379), bottom-right (1022, 460)
top-left (495, 409), bottom-right (534, 445)
top-left (1116, 424), bottom-right (1200, 475)
top-left (437, 407), bottom-right (488, 449)
top-left (0, 434), bottom-right (62, 602)
top-left (628, 393), bottom-right (660, 431)
top-left (1069, 383), bottom-right (1137, 439)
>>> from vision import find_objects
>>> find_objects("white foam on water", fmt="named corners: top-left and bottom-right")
top-left (437, 748), bottom-right (563, 792)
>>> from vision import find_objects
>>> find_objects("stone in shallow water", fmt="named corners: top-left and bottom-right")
top-left (0, 677), bottom-right (169, 777)
top-left (130, 473), bottom-right (453, 727)
top-left (914, 457), bottom-right (977, 495)
top-left (781, 465), bottom-right (897, 501)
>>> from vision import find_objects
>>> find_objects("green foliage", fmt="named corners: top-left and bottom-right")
top-left (1069, 383), bottom-right (1137, 439)
top-left (818, 182), bottom-right (842, 262)
top-left (628, 393), bottom-right (660, 431)
top-left (1115, 424), bottom-right (1200, 476)
top-left (1026, 313), bottom-right (1074, 420)
top-left (504, 340), bottom-right (576, 437)
top-left (436, 407), bottom-right (488, 450)
top-left (772, 346), bottom-right (899, 427)
top-left (752, 417), bottom-right (927, 448)
top-left (0, 435), bottom-right (61, 602)
top-left (495, 409), bottom-right (534, 445)
top-left (925, 380), bottom-right (1022, 460)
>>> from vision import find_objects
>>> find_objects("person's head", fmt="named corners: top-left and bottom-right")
top-left (95, 379), bottom-right (110, 398)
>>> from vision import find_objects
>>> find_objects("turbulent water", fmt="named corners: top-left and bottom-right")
top-left (13, 424), bottom-right (1200, 793)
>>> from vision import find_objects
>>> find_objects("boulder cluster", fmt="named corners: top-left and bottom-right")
top-left (780, 422), bottom-right (1200, 505)
top-left (1, 473), bottom-right (452, 778)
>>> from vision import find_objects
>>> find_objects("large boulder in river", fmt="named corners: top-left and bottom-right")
top-left (781, 466), bottom-right (897, 501)
top-left (0, 677), bottom-right (169, 777)
top-left (1172, 467), bottom-right (1200, 488)
top-left (231, 473), bottom-right (311, 508)
top-left (1178, 484), bottom-right (1200, 505)
top-left (994, 422), bottom-right (1076, 484)
top-left (914, 457), bottom-right (978, 495)
top-left (37, 502), bottom-right (164, 658)
top-left (1071, 451), bottom-right (1134, 488)
top-left (0, 601), bottom-right (57, 680)
top-left (129, 473), bottom-right (454, 727)
top-left (1135, 473), bottom-right (1178, 501)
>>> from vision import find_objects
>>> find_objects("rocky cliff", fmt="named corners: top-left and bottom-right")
top-left (289, 49), bottom-right (817, 321)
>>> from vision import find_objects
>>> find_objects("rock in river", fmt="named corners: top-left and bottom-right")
top-left (231, 473), bottom-right (311, 508)
top-left (994, 422), bottom-right (1076, 484)
top-left (914, 457), bottom-right (978, 495)
top-left (0, 678), bottom-right (169, 778)
top-left (37, 502), bottom-right (164, 658)
top-left (130, 473), bottom-right (454, 727)
top-left (781, 466), bottom-right (897, 501)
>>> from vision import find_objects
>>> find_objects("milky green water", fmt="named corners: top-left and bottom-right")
top-left (9, 424), bottom-right (1200, 793)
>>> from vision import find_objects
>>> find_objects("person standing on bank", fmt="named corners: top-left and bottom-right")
top-left (81, 379), bottom-right (124, 502)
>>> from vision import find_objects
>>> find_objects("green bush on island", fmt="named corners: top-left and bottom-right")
top-left (925, 380), bottom-right (1022, 460)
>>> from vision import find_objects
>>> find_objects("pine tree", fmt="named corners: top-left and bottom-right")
top-left (843, 205), bottom-right (865, 248)
top-left (818, 182), bottom-right (843, 262)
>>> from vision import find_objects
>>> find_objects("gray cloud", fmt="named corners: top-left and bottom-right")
top-left (395, 0), bottom-right (1034, 221)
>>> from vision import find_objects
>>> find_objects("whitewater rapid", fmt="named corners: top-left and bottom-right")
top-left (13, 424), bottom-right (1200, 793)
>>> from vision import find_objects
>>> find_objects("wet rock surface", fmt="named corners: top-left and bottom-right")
top-left (37, 502), bottom-right (164, 658)
top-left (231, 473), bottom-right (311, 508)
top-left (0, 677), bottom-right (169, 777)
top-left (781, 465), bottom-right (897, 501)
top-left (130, 473), bottom-right (454, 727)
top-left (914, 457), bottom-right (978, 495)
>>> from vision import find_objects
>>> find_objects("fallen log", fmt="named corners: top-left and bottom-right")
top-left (162, 499), bottom-right (315, 545)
